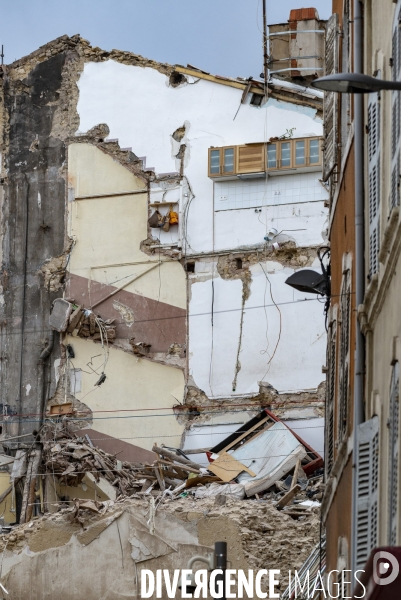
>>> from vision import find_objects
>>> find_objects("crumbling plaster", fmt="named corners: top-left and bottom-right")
top-left (188, 257), bottom-right (326, 398)
top-left (74, 56), bottom-right (327, 404)
top-left (64, 336), bottom-right (185, 452)
top-left (0, 34), bottom-right (327, 449)
top-left (76, 59), bottom-right (327, 255)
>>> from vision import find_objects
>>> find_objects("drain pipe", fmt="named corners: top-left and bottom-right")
top-left (351, 0), bottom-right (365, 576)
top-left (20, 330), bottom-right (54, 524)
top-left (36, 330), bottom-right (54, 425)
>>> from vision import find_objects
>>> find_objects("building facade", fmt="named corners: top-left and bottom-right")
top-left (323, 0), bottom-right (401, 592)
top-left (0, 19), bottom-right (328, 518)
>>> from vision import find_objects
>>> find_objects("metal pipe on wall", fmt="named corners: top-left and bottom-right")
top-left (351, 0), bottom-right (365, 576)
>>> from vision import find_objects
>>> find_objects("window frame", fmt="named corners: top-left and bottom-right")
top-left (266, 137), bottom-right (323, 172)
top-left (208, 146), bottom-right (236, 177)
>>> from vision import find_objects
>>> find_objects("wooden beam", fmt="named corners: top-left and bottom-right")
top-left (276, 484), bottom-right (301, 510)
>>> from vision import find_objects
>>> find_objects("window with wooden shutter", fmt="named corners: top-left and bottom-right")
top-left (388, 362), bottom-right (399, 545)
top-left (325, 320), bottom-right (337, 476)
top-left (355, 416), bottom-right (379, 571)
top-left (368, 92), bottom-right (381, 277)
top-left (322, 13), bottom-right (339, 183)
top-left (236, 143), bottom-right (265, 174)
top-left (391, 6), bottom-right (401, 212)
top-left (338, 269), bottom-right (351, 442)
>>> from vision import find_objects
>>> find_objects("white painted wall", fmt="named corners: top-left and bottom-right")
top-left (77, 61), bottom-right (327, 254)
top-left (189, 260), bottom-right (326, 397)
top-left (76, 60), bottom-right (327, 400)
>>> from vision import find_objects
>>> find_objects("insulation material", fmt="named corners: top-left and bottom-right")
top-left (194, 482), bottom-right (245, 500)
top-left (232, 421), bottom-right (307, 491)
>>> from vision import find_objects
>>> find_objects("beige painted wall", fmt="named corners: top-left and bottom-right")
top-left (65, 143), bottom-right (187, 451)
top-left (68, 143), bottom-right (185, 309)
top-left (0, 473), bottom-right (16, 523)
top-left (66, 335), bottom-right (184, 451)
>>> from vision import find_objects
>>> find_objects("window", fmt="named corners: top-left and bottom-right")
top-left (391, 4), bottom-right (401, 211)
top-left (250, 93), bottom-right (263, 107)
top-left (323, 13), bottom-right (339, 184)
top-left (208, 137), bottom-right (322, 178)
top-left (266, 137), bottom-right (322, 171)
top-left (339, 269), bottom-right (351, 442)
top-left (368, 91), bottom-right (381, 277)
top-left (267, 144), bottom-right (277, 169)
top-left (69, 368), bottom-right (82, 394)
top-left (208, 146), bottom-right (235, 177)
top-left (185, 262), bottom-right (195, 273)
top-left (388, 362), bottom-right (399, 545)
top-left (356, 416), bottom-right (379, 570)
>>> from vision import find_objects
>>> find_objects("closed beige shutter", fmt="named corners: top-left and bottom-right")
top-left (236, 143), bottom-right (265, 174)
top-left (388, 363), bottom-right (399, 545)
top-left (322, 13), bottom-right (339, 182)
top-left (391, 4), bottom-right (401, 210)
top-left (355, 416), bottom-right (379, 570)
top-left (367, 92), bottom-right (381, 276)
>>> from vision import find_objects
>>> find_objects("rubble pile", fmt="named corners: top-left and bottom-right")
top-left (49, 298), bottom-right (116, 342)
top-left (65, 305), bottom-right (116, 342)
top-left (0, 495), bottom-right (320, 594)
top-left (43, 427), bottom-right (158, 496)
top-left (41, 408), bottom-right (324, 520)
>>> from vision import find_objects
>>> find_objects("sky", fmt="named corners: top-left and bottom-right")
top-left (2, 0), bottom-right (331, 78)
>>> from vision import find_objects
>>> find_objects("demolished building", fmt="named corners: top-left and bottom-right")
top-left (0, 7), bottom-right (329, 596)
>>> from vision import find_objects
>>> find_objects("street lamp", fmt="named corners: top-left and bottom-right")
top-left (311, 72), bottom-right (401, 93)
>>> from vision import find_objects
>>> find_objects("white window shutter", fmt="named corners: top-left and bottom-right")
top-left (356, 416), bottom-right (379, 571)
top-left (322, 13), bottom-right (339, 182)
top-left (367, 92), bottom-right (381, 276)
top-left (388, 363), bottom-right (399, 545)
top-left (391, 5), bottom-right (401, 211)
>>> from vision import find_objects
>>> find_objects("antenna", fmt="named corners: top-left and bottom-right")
top-left (262, 0), bottom-right (268, 89)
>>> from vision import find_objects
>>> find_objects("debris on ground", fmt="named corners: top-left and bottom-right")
top-left (39, 407), bottom-right (324, 520)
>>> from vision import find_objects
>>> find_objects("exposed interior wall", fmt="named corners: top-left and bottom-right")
top-left (61, 336), bottom-right (185, 451)
top-left (189, 255), bottom-right (326, 398)
top-left (63, 143), bottom-right (186, 450)
top-left (75, 59), bottom-right (328, 408)
top-left (76, 60), bottom-right (326, 255)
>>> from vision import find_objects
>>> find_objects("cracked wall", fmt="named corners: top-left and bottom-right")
top-left (0, 52), bottom-right (69, 439)
top-left (0, 34), bottom-right (327, 457)
top-left (188, 254), bottom-right (327, 399)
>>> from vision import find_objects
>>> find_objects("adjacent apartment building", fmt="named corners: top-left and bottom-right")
top-left (0, 10), bottom-right (328, 519)
top-left (323, 0), bottom-right (401, 593)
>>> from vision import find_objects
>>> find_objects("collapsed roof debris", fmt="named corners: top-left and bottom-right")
top-left (39, 408), bottom-right (324, 516)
